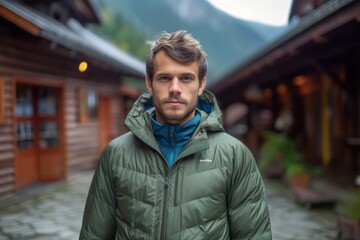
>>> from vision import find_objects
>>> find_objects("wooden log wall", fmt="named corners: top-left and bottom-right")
top-left (0, 75), bottom-right (15, 202)
top-left (0, 20), bottom-right (130, 201)
top-left (111, 95), bottom-right (127, 137)
top-left (64, 85), bottom-right (99, 171)
top-left (64, 80), bottom-right (124, 172)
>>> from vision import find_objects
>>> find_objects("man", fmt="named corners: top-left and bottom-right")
top-left (79, 30), bottom-right (272, 239)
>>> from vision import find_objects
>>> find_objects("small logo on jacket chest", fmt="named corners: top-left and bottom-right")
top-left (199, 159), bottom-right (212, 163)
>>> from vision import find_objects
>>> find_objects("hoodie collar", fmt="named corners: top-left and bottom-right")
top-left (151, 113), bottom-right (201, 148)
top-left (124, 90), bottom-right (225, 138)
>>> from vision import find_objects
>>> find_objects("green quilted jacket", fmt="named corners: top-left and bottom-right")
top-left (79, 90), bottom-right (272, 240)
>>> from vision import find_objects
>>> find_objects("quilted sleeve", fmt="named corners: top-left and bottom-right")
top-left (79, 145), bottom-right (117, 240)
top-left (227, 143), bottom-right (272, 240)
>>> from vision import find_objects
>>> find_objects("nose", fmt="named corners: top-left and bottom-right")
top-left (169, 78), bottom-right (181, 95)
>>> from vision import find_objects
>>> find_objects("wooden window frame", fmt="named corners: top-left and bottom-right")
top-left (78, 88), bottom-right (99, 123)
top-left (78, 88), bottom-right (88, 123)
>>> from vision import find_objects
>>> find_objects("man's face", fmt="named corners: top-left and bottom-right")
top-left (146, 50), bottom-right (206, 125)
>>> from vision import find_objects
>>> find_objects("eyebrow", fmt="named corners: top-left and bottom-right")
top-left (155, 73), bottom-right (171, 76)
top-left (180, 73), bottom-right (196, 77)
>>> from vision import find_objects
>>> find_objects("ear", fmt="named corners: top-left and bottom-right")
top-left (145, 75), bottom-right (153, 95)
top-left (198, 77), bottom-right (207, 96)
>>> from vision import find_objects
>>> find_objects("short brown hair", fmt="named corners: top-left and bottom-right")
top-left (146, 30), bottom-right (208, 81)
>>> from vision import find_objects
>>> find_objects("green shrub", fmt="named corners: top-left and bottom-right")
top-left (337, 188), bottom-right (360, 221)
top-left (259, 131), bottom-right (302, 171)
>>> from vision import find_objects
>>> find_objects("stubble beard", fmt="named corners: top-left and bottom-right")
top-left (156, 98), bottom-right (198, 124)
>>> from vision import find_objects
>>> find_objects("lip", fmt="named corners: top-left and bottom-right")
top-left (165, 101), bottom-right (183, 105)
top-left (164, 98), bottom-right (184, 103)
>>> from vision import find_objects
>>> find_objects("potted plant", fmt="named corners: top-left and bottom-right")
top-left (285, 162), bottom-right (311, 188)
top-left (259, 131), bottom-right (302, 178)
top-left (285, 162), bottom-right (323, 189)
top-left (336, 188), bottom-right (360, 240)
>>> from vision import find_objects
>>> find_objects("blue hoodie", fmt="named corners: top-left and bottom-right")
top-left (151, 113), bottom-right (201, 167)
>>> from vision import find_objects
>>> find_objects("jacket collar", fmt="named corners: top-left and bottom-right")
top-left (151, 113), bottom-right (201, 148)
top-left (124, 90), bottom-right (225, 145)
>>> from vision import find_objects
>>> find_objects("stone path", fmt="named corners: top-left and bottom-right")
top-left (0, 170), bottom-right (339, 240)
top-left (266, 180), bottom-right (338, 240)
top-left (0, 172), bottom-right (92, 240)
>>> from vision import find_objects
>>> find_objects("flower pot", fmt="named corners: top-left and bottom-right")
top-left (288, 174), bottom-right (311, 189)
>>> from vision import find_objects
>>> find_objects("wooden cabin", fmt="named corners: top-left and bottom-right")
top-left (0, 0), bottom-right (145, 202)
top-left (209, 0), bottom-right (360, 185)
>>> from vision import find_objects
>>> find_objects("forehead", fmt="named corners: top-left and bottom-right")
top-left (153, 50), bottom-right (199, 75)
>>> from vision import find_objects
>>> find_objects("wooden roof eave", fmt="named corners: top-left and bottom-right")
top-left (73, 0), bottom-right (102, 24)
top-left (0, 2), bottom-right (40, 35)
top-left (0, 0), bottom-right (145, 79)
top-left (209, 0), bottom-right (358, 106)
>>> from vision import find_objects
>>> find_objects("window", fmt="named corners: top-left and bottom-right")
top-left (16, 86), bottom-right (33, 117)
top-left (78, 88), bottom-right (88, 123)
top-left (16, 85), bottom-right (35, 150)
top-left (88, 90), bottom-right (98, 120)
top-left (17, 122), bottom-right (34, 150)
top-left (38, 87), bottom-right (58, 116)
top-left (38, 87), bottom-right (59, 149)
top-left (39, 121), bottom-right (59, 149)
top-left (16, 85), bottom-right (60, 150)
top-left (78, 88), bottom-right (98, 123)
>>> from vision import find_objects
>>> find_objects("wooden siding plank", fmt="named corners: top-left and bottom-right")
top-left (0, 143), bottom-right (13, 152)
top-left (0, 135), bottom-right (14, 143)
top-left (67, 155), bottom-right (98, 168)
top-left (0, 152), bottom-right (14, 162)
top-left (0, 175), bottom-right (14, 186)
top-left (0, 166), bottom-right (13, 175)
top-left (64, 87), bottom-right (101, 169)
top-left (0, 75), bottom-right (15, 203)
top-left (0, 125), bottom-right (13, 134)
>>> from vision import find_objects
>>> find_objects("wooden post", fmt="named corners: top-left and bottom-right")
top-left (321, 74), bottom-right (331, 166)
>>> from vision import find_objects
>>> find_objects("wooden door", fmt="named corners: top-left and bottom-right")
top-left (15, 85), bottom-right (64, 189)
top-left (36, 86), bottom-right (64, 180)
top-left (15, 85), bottom-right (37, 188)
top-left (98, 96), bottom-right (112, 153)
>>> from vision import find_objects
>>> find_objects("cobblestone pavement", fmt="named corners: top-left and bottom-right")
top-left (0, 170), bottom-right (338, 240)
top-left (265, 180), bottom-right (338, 240)
top-left (0, 172), bottom-right (92, 240)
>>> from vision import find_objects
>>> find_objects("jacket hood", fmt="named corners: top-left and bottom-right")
top-left (124, 90), bottom-right (225, 136)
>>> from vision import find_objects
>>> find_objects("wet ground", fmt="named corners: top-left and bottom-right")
top-left (0, 170), bottom-right (338, 240)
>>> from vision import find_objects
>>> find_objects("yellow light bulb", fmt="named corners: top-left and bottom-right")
top-left (78, 61), bottom-right (88, 72)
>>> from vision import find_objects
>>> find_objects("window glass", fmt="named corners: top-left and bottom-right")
top-left (16, 86), bottom-right (33, 117)
top-left (38, 87), bottom-right (58, 116)
top-left (39, 121), bottom-right (59, 149)
top-left (88, 90), bottom-right (98, 120)
top-left (17, 122), bottom-right (34, 150)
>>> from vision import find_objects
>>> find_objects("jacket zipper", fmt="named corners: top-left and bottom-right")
top-left (169, 129), bottom-right (175, 147)
top-left (169, 128), bottom-right (175, 167)
top-left (161, 175), bottom-right (169, 240)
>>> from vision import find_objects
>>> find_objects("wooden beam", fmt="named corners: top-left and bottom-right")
top-left (0, 5), bottom-right (41, 36)
top-left (310, 59), bottom-right (345, 89)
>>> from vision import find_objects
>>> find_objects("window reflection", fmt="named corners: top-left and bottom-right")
top-left (39, 121), bottom-right (59, 149)
top-left (16, 86), bottom-right (61, 150)
top-left (38, 87), bottom-right (58, 116)
top-left (16, 86), bottom-right (33, 117)
top-left (88, 90), bottom-right (98, 120)
top-left (17, 122), bottom-right (34, 150)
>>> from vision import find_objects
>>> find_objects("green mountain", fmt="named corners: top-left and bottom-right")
top-left (93, 0), bottom-right (286, 86)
